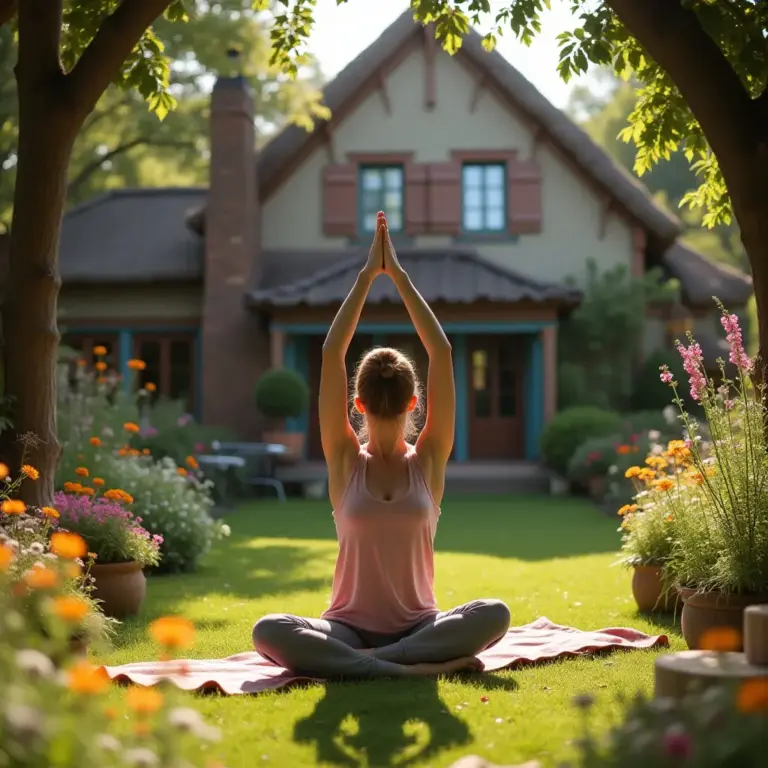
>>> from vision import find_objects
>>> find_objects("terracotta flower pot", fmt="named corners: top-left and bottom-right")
top-left (90, 561), bottom-right (147, 619)
top-left (679, 587), bottom-right (768, 651)
top-left (632, 565), bottom-right (679, 613)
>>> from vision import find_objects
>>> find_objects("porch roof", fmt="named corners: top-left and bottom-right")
top-left (246, 248), bottom-right (582, 308)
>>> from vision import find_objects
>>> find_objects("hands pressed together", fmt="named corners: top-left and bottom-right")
top-left (362, 211), bottom-right (405, 281)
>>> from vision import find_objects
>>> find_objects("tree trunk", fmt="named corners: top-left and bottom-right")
top-left (2, 89), bottom-right (78, 506)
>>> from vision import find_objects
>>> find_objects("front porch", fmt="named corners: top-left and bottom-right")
top-left (271, 318), bottom-right (558, 463)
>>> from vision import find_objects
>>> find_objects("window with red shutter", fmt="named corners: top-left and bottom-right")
top-left (426, 162), bottom-right (462, 235)
top-left (322, 164), bottom-right (357, 237)
top-left (405, 164), bottom-right (429, 236)
top-left (507, 160), bottom-right (542, 234)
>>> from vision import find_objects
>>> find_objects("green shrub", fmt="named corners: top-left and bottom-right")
top-left (540, 406), bottom-right (624, 475)
top-left (255, 368), bottom-right (309, 421)
top-left (621, 409), bottom-right (680, 438)
top-left (90, 454), bottom-right (227, 574)
top-left (567, 433), bottom-right (624, 483)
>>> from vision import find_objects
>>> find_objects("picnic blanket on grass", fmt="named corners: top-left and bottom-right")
top-left (102, 616), bottom-right (669, 696)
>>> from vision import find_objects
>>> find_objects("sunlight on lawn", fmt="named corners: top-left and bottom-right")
top-left (100, 495), bottom-right (683, 768)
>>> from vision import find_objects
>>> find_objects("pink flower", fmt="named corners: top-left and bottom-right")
top-left (720, 312), bottom-right (752, 372)
top-left (659, 366), bottom-right (673, 384)
top-left (677, 342), bottom-right (707, 401)
top-left (663, 724), bottom-right (692, 759)
top-left (194, 442), bottom-right (206, 453)
top-left (724, 399), bottom-right (735, 410)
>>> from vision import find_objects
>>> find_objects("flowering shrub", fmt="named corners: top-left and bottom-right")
top-left (82, 453), bottom-right (227, 573)
top-left (0, 531), bottom-right (226, 767)
top-left (54, 492), bottom-right (162, 568)
top-left (567, 679), bottom-right (767, 767)
top-left (568, 433), bottom-right (645, 485)
top-left (659, 302), bottom-right (768, 595)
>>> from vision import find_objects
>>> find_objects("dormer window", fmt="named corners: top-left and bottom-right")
top-left (359, 165), bottom-right (404, 234)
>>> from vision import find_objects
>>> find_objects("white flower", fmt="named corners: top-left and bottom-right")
top-left (5, 704), bottom-right (44, 742)
top-left (96, 734), bottom-right (121, 752)
top-left (124, 747), bottom-right (159, 767)
top-left (6, 539), bottom-right (19, 550)
top-left (167, 708), bottom-right (221, 741)
top-left (220, 524), bottom-right (231, 537)
top-left (648, 430), bottom-right (661, 442)
top-left (28, 542), bottom-right (44, 555)
top-left (16, 649), bottom-right (55, 680)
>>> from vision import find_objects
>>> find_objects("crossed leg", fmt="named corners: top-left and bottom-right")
top-left (252, 599), bottom-right (510, 679)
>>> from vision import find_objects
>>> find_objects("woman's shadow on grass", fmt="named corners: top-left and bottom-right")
top-left (293, 673), bottom-right (517, 767)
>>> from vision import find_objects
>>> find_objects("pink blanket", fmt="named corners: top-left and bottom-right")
top-left (102, 617), bottom-right (668, 696)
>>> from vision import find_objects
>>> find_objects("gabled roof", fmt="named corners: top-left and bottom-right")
top-left (663, 241), bottom-right (752, 307)
top-left (190, 9), bottom-right (680, 243)
top-left (60, 188), bottom-right (206, 284)
top-left (247, 248), bottom-right (582, 307)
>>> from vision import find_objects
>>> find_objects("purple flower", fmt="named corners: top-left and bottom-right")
top-left (140, 426), bottom-right (158, 438)
top-left (177, 414), bottom-right (193, 427)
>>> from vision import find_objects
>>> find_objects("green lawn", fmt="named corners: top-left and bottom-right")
top-left (99, 495), bottom-right (684, 768)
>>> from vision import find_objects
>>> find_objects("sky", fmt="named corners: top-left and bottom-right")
top-left (305, 0), bottom-right (602, 109)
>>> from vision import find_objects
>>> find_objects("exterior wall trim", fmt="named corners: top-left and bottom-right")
top-left (272, 321), bottom-right (556, 334)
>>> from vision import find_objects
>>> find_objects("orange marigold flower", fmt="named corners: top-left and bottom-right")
top-left (145, 382), bottom-right (157, 392)
top-left (0, 462), bottom-right (8, 479)
top-left (118, 447), bottom-right (129, 457)
top-left (92, 345), bottom-right (108, 356)
top-left (134, 721), bottom-right (152, 737)
top-left (63, 561), bottom-right (82, 579)
top-left (104, 488), bottom-right (134, 505)
top-left (617, 504), bottom-right (638, 517)
top-left (104, 706), bottom-right (119, 720)
top-left (41, 506), bottom-right (59, 519)
top-left (128, 449), bottom-right (140, 457)
top-left (186, 455), bottom-right (199, 470)
top-left (123, 422), bottom-right (140, 434)
top-left (142, 448), bottom-right (150, 455)
top-left (51, 595), bottom-right (90, 623)
top-left (63, 481), bottom-right (83, 493)
top-left (126, 686), bottom-right (164, 715)
top-left (0, 544), bottom-right (13, 572)
top-left (664, 514), bottom-right (674, 523)
top-left (127, 359), bottom-right (146, 371)
top-left (654, 478), bottom-right (675, 492)
top-left (24, 566), bottom-right (59, 590)
top-left (149, 616), bottom-right (195, 650)
top-left (637, 468), bottom-right (656, 483)
top-left (700, 626), bottom-right (742, 653)
top-left (66, 660), bottom-right (109, 695)
top-left (77, 487), bottom-right (95, 497)
top-left (177, 467), bottom-right (188, 477)
top-left (77, 358), bottom-right (87, 367)
top-left (50, 531), bottom-right (87, 560)
top-left (89, 437), bottom-right (102, 447)
top-left (616, 445), bottom-right (632, 455)
top-left (75, 467), bottom-right (89, 477)
top-left (624, 466), bottom-right (642, 479)
top-left (93, 477), bottom-right (105, 486)
top-left (21, 464), bottom-right (39, 480)
top-left (2, 499), bottom-right (26, 515)
top-left (94, 361), bottom-right (108, 372)
top-left (692, 472), bottom-right (705, 485)
top-left (646, 456), bottom-right (668, 470)
top-left (96, 377), bottom-right (107, 384)
top-left (737, 678), bottom-right (768, 713)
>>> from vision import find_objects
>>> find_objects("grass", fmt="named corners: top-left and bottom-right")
top-left (99, 495), bottom-right (684, 767)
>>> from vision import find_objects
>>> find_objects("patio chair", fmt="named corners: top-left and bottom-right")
top-left (211, 441), bottom-right (287, 503)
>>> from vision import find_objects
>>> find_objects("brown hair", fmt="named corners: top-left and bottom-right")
top-left (353, 347), bottom-right (421, 438)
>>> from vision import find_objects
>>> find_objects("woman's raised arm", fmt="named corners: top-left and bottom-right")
top-left (319, 219), bottom-right (385, 475)
top-left (381, 221), bottom-right (454, 473)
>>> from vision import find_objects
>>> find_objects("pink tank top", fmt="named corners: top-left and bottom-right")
top-left (321, 445), bottom-right (440, 634)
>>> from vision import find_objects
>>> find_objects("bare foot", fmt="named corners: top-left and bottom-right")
top-left (404, 656), bottom-right (484, 677)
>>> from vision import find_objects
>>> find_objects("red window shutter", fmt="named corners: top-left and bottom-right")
top-left (427, 162), bottom-right (462, 235)
top-left (405, 163), bottom-right (429, 235)
top-left (322, 164), bottom-right (357, 237)
top-left (507, 160), bottom-right (542, 234)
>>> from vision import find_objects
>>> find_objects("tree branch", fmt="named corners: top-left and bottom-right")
top-left (67, 0), bottom-right (172, 117)
top-left (16, 0), bottom-right (63, 88)
top-left (67, 137), bottom-right (195, 198)
top-left (0, 0), bottom-right (16, 29)
top-left (607, 0), bottom-right (758, 172)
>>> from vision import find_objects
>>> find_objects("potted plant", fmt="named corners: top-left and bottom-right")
top-left (659, 302), bottom-right (768, 650)
top-left (54, 489), bottom-right (162, 618)
top-left (255, 368), bottom-right (310, 460)
top-left (567, 434), bottom-right (620, 501)
top-left (618, 440), bottom-right (683, 613)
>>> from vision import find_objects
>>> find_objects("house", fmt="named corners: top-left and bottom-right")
top-left (57, 10), bottom-right (752, 467)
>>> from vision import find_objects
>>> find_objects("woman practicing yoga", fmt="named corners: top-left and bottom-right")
top-left (252, 212), bottom-right (511, 679)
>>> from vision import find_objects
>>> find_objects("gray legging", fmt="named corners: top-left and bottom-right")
top-left (252, 598), bottom-right (511, 679)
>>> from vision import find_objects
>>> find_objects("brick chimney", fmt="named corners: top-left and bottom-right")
top-left (201, 67), bottom-right (265, 436)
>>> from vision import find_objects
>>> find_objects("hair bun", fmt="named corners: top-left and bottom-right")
top-left (380, 362), bottom-right (395, 379)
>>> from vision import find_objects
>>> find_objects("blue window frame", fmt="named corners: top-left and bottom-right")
top-left (462, 163), bottom-right (506, 233)
top-left (359, 165), bottom-right (404, 234)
